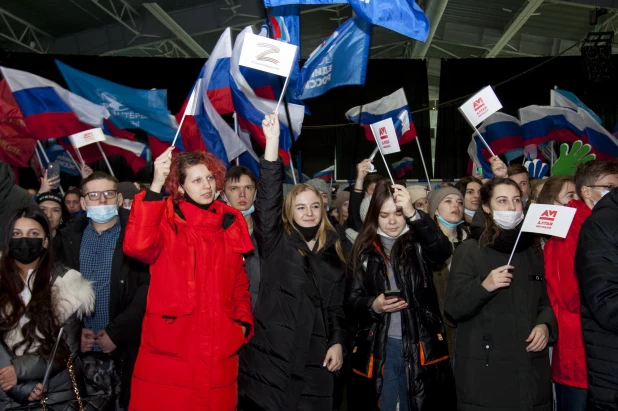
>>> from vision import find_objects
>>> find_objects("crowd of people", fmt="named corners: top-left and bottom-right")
top-left (0, 114), bottom-right (617, 411)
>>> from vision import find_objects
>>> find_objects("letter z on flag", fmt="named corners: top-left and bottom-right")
top-left (521, 203), bottom-right (576, 238)
top-left (239, 33), bottom-right (298, 77)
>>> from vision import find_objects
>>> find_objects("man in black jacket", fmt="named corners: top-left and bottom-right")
top-left (576, 185), bottom-right (618, 410)
top-left (54, 171), bottom-right (149, 409)
top-left (0, 161), bottom-right (36, 247)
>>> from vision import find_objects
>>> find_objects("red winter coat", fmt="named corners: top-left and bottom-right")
top-left (543, 199), bottom-right (591, 389)
top-left (123, 191), bottom-right (254, 410)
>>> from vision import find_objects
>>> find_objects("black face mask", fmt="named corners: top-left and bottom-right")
top-left (9, 238), bottom-right (46, 264)
top-left (293, 221), bottom-right (320, 242)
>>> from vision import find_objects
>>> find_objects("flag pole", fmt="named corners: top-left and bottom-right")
top-left (233, 112), bottom-right (240, 166)
top-left (96, 142), bottom-right (115, 177)
top-left (64, 150), bottom-right (80, 171)
top-left (36, 141), bottom-right (51, 164)
top-left (414, 137), bottom-right (432, 191)
top-left (507, 228), bottom-right (523, 266)
top-left (370, 129), bottom-right (395, 184)
top-left (34, 147), bottom-right (46, 174)
top-left (288, 150), bottom-right (297, 185)
top-left (472, 125), bottom-right (497, 158)
top-left (171, 114), bottom-right (187, 148)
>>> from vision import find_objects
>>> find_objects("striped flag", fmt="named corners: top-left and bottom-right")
top-left (392, 157), bottom-right (414, 178)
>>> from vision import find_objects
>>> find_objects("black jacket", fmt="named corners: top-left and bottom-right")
top-left (238, 158), bottom-right (348, 411)
top-left (575, 188), bottom-right (618, 410)
top-left (0, 162), bottom-right (36, 249)
top-left (445, 212), bottom-right (557, 411)
top-left (0, 265), bottom-right (94, 410)
top-left (53, 208), bottom-right (149, 407)
top-left (346, 212), bottom-right (456, 411)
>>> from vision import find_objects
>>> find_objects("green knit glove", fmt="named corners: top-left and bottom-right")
top-left (551, 141), bottom-right (596, 176)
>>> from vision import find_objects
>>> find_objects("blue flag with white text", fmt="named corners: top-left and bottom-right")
top-left (44, 144), bottom-right (80, 176)
top-left (349, 0), bottom-right (429, 42)
top-left (55, 60), bottom-right (183, 148)
top-left (296, 17), bottom-right (371, 100)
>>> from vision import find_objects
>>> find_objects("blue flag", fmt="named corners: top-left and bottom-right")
top-left (296, 17), bottom-right (371, 100)
top-left (55, 60), bottom-right (183, 149)
top-left (349, 0), bottom-right (429, 42)
top-left (44, 144), bottom-right (80, 176)
top-left (264, 0), bottom-right (346, 5)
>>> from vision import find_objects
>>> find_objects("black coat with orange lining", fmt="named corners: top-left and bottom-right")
top-left (345, 211), bottom-right (456, 411)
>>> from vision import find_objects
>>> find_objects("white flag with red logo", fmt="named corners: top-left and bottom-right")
top-left (459, 86), bottom-right (503, 127)
top-left (69, 128), bottom-right (106, 149)
top-left (521, 204), bottom-right (577, 238)
top-left (370, 118), bottom-right (401, 155)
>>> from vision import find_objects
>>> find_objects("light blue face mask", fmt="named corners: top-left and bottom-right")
top-left (242, 204), bottom-right (255, 217)
top-left (87, 204), bottom-right (118, 224)
top-left (437, 215), bottom-right (464, 230)
top-left (592, 188), bottom-right (610, 206)
top-left (464, 208), bottom-right (476, 218)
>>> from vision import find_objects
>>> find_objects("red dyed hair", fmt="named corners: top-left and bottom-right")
top-left (165, 151), bottom-right (227, 203)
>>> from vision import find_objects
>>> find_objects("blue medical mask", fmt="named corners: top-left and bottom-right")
top-left (242, 204), bottom-right (255, 217)
top-left (464, 208), bottom-right (476, 218)
top-left (87, 204), bottom-right (118, 224)
top-left (437, 215), bottom-right (464, 230)
top-left (592, 188), bottom-right (610, 206)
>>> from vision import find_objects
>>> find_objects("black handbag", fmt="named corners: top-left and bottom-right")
top-left (350, 322), bottom-right (377, 379)
top-left (8, 358), bottom-right (114, 411)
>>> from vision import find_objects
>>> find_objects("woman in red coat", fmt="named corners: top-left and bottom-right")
top-left (123, 148), bottom-right (254, 411)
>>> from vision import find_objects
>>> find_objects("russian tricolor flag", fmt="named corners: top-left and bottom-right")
top-left (230, 26), bottom-right (305, 165)
top-left (345, 88), bottom-right (416, 145)
top-left (0, 66), bottom-right (110, 139)
top-left (467, 113), bottom-right (524, 179)
top-left (519, 105), bottom-right (618, 160)
top-left (313, 165), bottom-right (334, 181)
top-left (392, 157), bottom-right (414, 178)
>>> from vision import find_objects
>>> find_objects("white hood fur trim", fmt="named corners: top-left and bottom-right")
top-left (5, 269), bottom-right (94, 355)
top-left (52, 269), bottom-right (95, 324)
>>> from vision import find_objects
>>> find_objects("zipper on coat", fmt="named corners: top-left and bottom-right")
top-left (483, 334), bottom-right (492, 367)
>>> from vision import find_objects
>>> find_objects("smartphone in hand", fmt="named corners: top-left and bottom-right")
top-left (47, 162), bottom-right (61, 189)
top-left (384, 289), bottom-right (403, 302)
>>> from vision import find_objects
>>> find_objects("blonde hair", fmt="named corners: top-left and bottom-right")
top-left (282, 184), bottom-right (346, 262)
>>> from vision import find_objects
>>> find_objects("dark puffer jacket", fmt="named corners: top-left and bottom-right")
top-left (575, 188), bottom-right (618, 410)
top-left (238, 158), bottom-right (348, 411)
top-left (346, 212), bottom-right (456, 411)
top-left (0, 266), bottom-right (94, 411)
top-left (445, 212), bottom-right (557, 411)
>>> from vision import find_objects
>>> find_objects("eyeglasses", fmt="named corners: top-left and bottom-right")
top-left (588, 185), bottom-right (615, 190)
top-left (83, 190), bottom-right (118, 201)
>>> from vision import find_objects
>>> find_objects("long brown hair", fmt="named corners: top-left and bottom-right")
top-left (478, 178), bottom-right (522, 248)
top-left (283, 184), bottom-right (345, 262)
top-left (0, 207), bottom-right (69, 362)
top-left (536, 176), bottom-right (574, 205)
top-left (349, 180), bottom-right (407, 275)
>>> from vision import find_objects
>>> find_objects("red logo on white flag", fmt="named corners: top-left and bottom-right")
top-left (535, 209), bottom-right (558, 230)
top-left (473, 98), bottom-right (487, 117)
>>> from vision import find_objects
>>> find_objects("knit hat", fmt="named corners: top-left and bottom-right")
top-left (306, 178), bottom-right (331, 208)
top-left (428, 187), bottom-right (463, 218)
top-left (406, 185), bottom-right (427, 205)
top-left (334, 191), bottom-right (350, 211)
top-left (118, 182), bottom-right (139, 200)
top-left (36, 191), bottom-right (62, 206)
top-left (360, 195), bottom-right (372, 223)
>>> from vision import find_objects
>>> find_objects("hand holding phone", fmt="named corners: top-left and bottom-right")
top-left (372, 290), bottom-right (408, 314)
top-left (47, 162), bottom-right (61, 189)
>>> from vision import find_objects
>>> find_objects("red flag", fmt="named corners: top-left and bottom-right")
top-left (0, 79), bottom-right (36, 167)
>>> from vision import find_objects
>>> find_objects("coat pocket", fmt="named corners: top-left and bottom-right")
top-left (146, 252), bottom-right (197, 317)
top-left (351, 323), bottom-right (377, 378)
top-left (141, 312), bottom-right (193, 360)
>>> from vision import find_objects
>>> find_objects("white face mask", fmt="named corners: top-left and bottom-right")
top-left (464, 208), bottom-right (476, 218)
top-left (492, 210), bottom-right (524, 230)
top-left (592, 188), bottom-right (610, 206)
